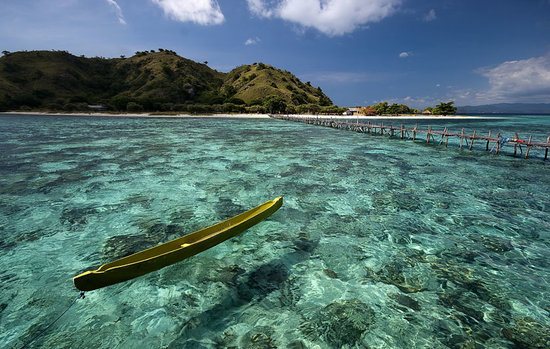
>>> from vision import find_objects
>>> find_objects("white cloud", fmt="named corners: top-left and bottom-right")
top-left (245, 37), bottom-right (261, 45)
top-left (106, 0), bottom-right (126, 24)
top-left (246, 0), bottom-right (276, 17)
top-left (423, 9), bottom-right (436, 22)
top-left (399, 51), bottom-right (409, 58)
top-left (151, 0), bottom-right (224, 25)
top-left (397, 55), bottom-right (550, 108)
top-left (246, 0), bottom-right (401, 36)
top-left (478, 54), bottom-right (550, 102)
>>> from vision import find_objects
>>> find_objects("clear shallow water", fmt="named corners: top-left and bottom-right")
top-left (0, 114), bottom-right (549, 348)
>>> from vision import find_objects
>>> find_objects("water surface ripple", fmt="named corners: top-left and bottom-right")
top-left (1, 114), bottom-right (549, 348)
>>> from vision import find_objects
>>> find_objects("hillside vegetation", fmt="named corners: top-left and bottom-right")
top-left (0, 50), bottom-right (336, 113)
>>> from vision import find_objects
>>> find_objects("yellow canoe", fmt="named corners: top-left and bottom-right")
top-left (73, 197), bottom-right (283, 291)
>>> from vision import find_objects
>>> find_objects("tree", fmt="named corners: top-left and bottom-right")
top-left (263, 95), bottom-right (287, 114)
top-left (321, 105), bottom-right (346, 115)
top-left (433, 101), bottom-right (457, 115)
top-left (248, 98), bottom-right (263, 106)
top-left (126, 102), bottom-right (144, 112)
top-left (286, 105), bottom-right (296, 114)
top-left (296, 104), bottom-right (320, 114)
top-left (225, 97), bottom-right (245, 105)
top-left (386, 103), bottom-right (401, 115)
top-left (371, 101), bottom-right (389, 115)
top-left (318, 94), bottom-right (332, 106)
top-left (221, 85), bottom-right (237, 98)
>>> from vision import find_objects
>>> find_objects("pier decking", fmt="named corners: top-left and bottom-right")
top-left (270, 115), bottom-right (550, 160)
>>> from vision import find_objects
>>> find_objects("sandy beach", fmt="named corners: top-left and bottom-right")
top-left (0, 111), bottom-right (271, 118)
top-left (1, 111), bottom-right (484, 119)
top-left (284, 114), bottom-right (483, 119)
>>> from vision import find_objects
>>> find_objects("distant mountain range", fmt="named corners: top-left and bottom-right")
top-left (0, 50), bottom-right (332, 112)
top-left (458, 103), bottom-right (550, 114)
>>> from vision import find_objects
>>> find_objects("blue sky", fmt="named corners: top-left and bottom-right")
top-left (1, 0), bottom-right (550, 108)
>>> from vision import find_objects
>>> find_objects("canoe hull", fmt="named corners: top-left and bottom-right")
top-left (73, 197), bottom-right (282, 291)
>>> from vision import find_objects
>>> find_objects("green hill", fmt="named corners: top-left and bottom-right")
top-left (224, 62), bottom-right (331, 106)
top-left (0, 50), bottom-right (334, 113)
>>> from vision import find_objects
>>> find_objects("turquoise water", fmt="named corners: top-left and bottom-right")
top-left (1, 114), bottom-right (549, 348)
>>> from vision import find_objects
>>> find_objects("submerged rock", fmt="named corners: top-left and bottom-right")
top-left (102, 233), bottom-right (160, 261)
top-left (213, 264), bottom-right (245, 286)
top-left (239, 328), bottom-right (277, 349)
top-left (142, 222), bottom-right (182, 238)
top-left (502, 317), bottom-right (550, 348)
top-left (388, 293), bottom-right (421, 311)
top-left (323, 269), bottom-right (338, 279)
top-left (366, 262), bottom-right (425, 293)
top-left (0, 239), bottom-right (15, 250)
top-left (431, 262), bottom-right (511, 311)
top-left (15, 229), bottom-right (46, 243)
top-left (248, 332), bottom-right (277, 349)
top-left (216, 198), bottom-right (246, 219)
top-left (439, 291), bottom-right (485, 323)
top-left (101, 222), bottom-right (181, 261)
top-left (60, 206), bottom-right (98, 226)
top-left (292, 232), bottom-right (319, 253)
top-left (471, 235), bottom-right (514, 253)
top-left (446, 335), bottom-right (481, 349)
top-left (280, 275), bottom-right (301, 307)
top-left (301, 298), bottom-right (375, 347)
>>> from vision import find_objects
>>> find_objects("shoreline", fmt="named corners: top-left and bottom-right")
top-left (1, 111), bottom-right (486, 119)
top-left (0, 111), bottom-right (271, 118)
top-left (286, 114), bottom-right (484, 119)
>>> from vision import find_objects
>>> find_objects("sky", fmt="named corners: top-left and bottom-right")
top-left (1, 0), bottom-right (550, 108)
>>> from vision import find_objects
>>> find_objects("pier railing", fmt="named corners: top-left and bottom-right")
top-left (270, 115), bottom-right (550, 161)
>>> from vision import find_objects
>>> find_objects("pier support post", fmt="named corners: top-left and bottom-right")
top-left (469, 130), bottom-right (476, 151)
top-left (525, 136), bottom-right (532, 159)
top-left (427, 126), bottom-right (432, 144)
top-left (401, 124), bottom-right (404, 139)
top-left (486, 130), bottom-right (491, 151)
top-left (546, 136), bottom-right (550, 160)
top-left (413, 124), bottom-right (417, 141)
top-left (514, 132), bottom-right (520, 156)
top-left (460, 129), bottom-right (464, 149)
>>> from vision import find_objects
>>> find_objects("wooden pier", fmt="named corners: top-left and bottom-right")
top-left (270, 115), bottom-right (550, 160)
